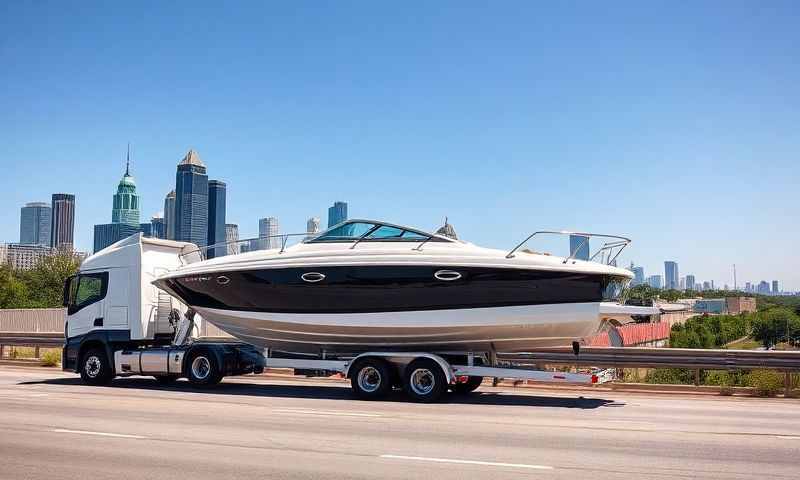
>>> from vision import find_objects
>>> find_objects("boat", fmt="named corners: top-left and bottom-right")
top-left (153, 219), bottom-right (658, 356)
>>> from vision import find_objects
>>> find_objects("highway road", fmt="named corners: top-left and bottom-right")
top-left (0, 365), bottom-right (798, 479)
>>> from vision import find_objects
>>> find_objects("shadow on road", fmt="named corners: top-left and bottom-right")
top-left (20, 376), bottom-right (622, 409)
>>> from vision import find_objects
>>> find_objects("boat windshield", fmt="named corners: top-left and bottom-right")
top-left (307, 220), bottom-right (447, 243)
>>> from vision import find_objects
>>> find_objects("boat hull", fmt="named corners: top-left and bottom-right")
top-left (194, 302), bottom-right (614, 355)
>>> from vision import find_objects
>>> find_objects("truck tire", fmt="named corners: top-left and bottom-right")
top-left (186, 350), bottom-right (222, 387)
top-left (79, 348), bottom-right (113, 385)
top-left (451, 376), bottom-right (483, 394)
top-left (403, 358), bottom-right (447, 403)
top-left (350, 358), bottom-right (392, 400)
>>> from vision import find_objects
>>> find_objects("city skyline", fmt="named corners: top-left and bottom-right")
top-left (1, 3), bottom-right (799, 289)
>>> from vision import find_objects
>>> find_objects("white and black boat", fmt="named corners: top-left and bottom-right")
top-left (154, 219), bottom-right (656, 356)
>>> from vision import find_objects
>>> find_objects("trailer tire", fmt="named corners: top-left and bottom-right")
top-left (186, 350), bottom-right (222, 387)
top-left (350, 358), bottom-right (392, 400)
top-left (79, 348), bottom-right (113, 385)
top-left (404, 358), bottom-right (447, 403)
top-left (452, 376), bottom-right (483, 394)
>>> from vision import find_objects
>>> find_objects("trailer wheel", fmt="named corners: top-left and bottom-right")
top-left (452, 376), bottom-right (484, 394)
top-left (404, 358), bottom-right (447, 403)
top-left (350, 358), bottom-right (392, 400)
top-left (79, 348), bottom-right (113, 385)
top-left (186, 350), bottom-right (222, 387)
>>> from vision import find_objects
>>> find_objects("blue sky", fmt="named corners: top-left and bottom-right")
top-left (1, 1), bottom-right (798, 290)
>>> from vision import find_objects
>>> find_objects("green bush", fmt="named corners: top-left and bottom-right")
top-left (644, 368), bottom-right (695, 385)
top-left (746, 369), bottom-right (784, 397)
top-left (40, 349), bottom-right (61, 367)
top-left (704, 371), bottom-right (734, 386)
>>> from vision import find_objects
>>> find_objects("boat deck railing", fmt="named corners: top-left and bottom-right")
top-left (178, 233), bottom-right (313, 264)
top-left (506, 230), bottom-right (631, 265)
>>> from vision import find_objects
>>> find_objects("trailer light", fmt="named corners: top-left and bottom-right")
top-left (591, 374), bottom-right (598, 383)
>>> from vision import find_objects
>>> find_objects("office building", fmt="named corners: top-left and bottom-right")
top-left (207, 180), bottom-right (227, 258)
top-left (702, 281), bottom-right (711, 291)
top-left (93, 223), bottom-right (140, 253)
top-left (50, 193), bottom-right (75, 250)
top-left (1, 243), bottom-right (53, 270)
top-left (772, 280), bottom-right (779, 295)
top-left (757, 281), bottom-right (770, 294)
top-left (150, 216), bottom-right (166, 239)
top-left (327, 201), bottom-right (348, 228)
top-left (685, 274), bottom-right (695, 291)
top-left (745, 282), bottom-right (752, 292)
top-left (259, 217), bottom-right (280, 250)
top-left (307, 217), bottom-right (321, 235)
top-left (664, 261), bottom-right (679, 290)
top-left (19, 202), bottom-right (51, 246)
top-left (111, 152), bottom-right (140, 226)
top-left (164, 190), bottom-right (176, 240)
top-left (569, 235), bottom-right (590, 261)
top-left (225, 224), bottom-right (240, 255)
top-left (631, 266), bottom-right (645, 286)
top-left (174, 150), bottom-right (208, 247)
top-left (647, 275), bottom-right (663, 289)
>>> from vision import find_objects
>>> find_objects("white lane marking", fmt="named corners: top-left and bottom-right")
top-left (273, 408), bottom-right (382, 418)
top-left (52, 429), bottom-right (146, 439)
top-left (380, 455), bottom-right (554, 470)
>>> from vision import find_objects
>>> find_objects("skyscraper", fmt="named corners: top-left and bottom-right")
top-left (307, 217), bottom-right (321, 235)
top-left (647, 275), bottom-right (663, 289)
top-left (174, 150), bottom-right (208, 247)
top-left (207, 180), bottom-right (227, 258)
top-left (19, 202), bottom-right (51, 246)
top-left (685, 274), bottom-right (696, 291)
top-left (111, 148), bottom-right (140, 226)
top-left (225, 224), bottom-right (239, 255)
top-left (150, 216), bottom-right (166, 239)
top-left (93, 223), bottom-right (140, 252)
top-left (569, 235), bottom-right (590, 261)
top-left (259, 217), bottom-right (280, 250)
top-left (50, 193), bottom-right (75, 250)
top-left (632, 266), bottom-right (645, 286)
top-left (757, 281), bottom-right (770, 294)
top-left (164, 190), bottom-right (176, 240)
top-left (327, 201), bottom-right (348, 228)
top-left (772, 280), bottom-right (779, 295)
top-left (664, 261), bottom-right (679, 290)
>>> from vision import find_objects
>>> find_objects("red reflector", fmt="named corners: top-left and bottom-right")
top-left (553, 375), bottom-right (565, 379)
top-left (591, 375), bottom-right (598, 383)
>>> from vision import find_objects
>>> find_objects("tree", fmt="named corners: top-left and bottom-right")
top-left (751, 308), bottom-right (800, 348)
top-left (0, 264), bottom-right (31, 308)
top-left (17, 253), bottom-right (80, 308)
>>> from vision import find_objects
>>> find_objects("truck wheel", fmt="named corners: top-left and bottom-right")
top-left (404, 358), bottom-right (447, 403)
top-left (451, 376), bottom-right (483, 394)
top-left (350, 358), bottom-right (392, 400)
top-left (79, 348), bottom-right (113, 385)
top-left (186, 350), bottom-right (222, 387)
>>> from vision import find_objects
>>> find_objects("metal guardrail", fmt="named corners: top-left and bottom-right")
top-left (499, 347), bottom-right (800, 371)
top-left (0, 332), bottom-right (64, 347)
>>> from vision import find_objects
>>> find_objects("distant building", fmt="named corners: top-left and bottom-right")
top-left (50, 193), bottom-right (75, 250)
top-left (93, 223), bottom-right (140, 253)
top-left (150, 216), bottom-right (166, 239)
top-left (727, 297), bottom-right (757, 314)
top-left (307, 217), bottom-right (321, 236)
top-left (225, 224), bottom-right (239, 255)
top-left (164, 190), bottom-right (176, 240)
top-left (174, 150), bottom-right (209, 248)
top-left (207, 180), bottom-right (227, 258)
top-left (259, 217), bottom-right (280, 250)
top-left (757, 281), bottom-right (770, 294)
top-left (327, 201), bottom-right (348, 228)
top-left (1, 243), bottom-right (53, 270)
top-left (647, 275), bottom-right (663, 289)
top-left (745, 282), bottom-right (752, 292)
top-left (139, 223), bottom-right (152, 237)
top-left (772, 280), bottom-right (779, 295)
top-left (19, 202), bottom-right (51, 246)
top-left (694, 298), bottom-right (727, 314)
top-left (436, 218), bottom-right (459, 240)
top-left (631, 266), bottom-right (645, 286)
top-left (685, 275), bottom-right (696, 291)
top-left (679, 277), bottom-right (685, 290)
top-left (664, 261), bottom-right (679, 290)
top-left (569, 235), bottom-right (590, 261)
top-left (111, 152), bottom-right (140, 226)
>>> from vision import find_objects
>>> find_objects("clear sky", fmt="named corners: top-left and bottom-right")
top-left (1, 1), bottom-right (798, 290)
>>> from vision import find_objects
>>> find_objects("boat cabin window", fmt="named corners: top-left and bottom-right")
top-left (309, 221), bottom-right (444, 243)
top-left (314, 222), bottom-right (377, 241)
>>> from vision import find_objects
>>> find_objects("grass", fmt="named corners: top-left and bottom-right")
top-left (4, 346), bottom-right (61, 366)
top-left (724, 338), bottom-right (763, 350)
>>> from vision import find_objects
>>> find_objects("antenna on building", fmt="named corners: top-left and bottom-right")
top-left (126, 142), bottom-right (131, 176)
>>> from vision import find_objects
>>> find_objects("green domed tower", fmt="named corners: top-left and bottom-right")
top-left (111, 146), bottom-right (140, 226)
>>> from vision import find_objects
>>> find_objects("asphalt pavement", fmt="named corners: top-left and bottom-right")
top-left (0, 365), bottom-right (798, 479)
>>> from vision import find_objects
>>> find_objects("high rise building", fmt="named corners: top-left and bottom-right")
top-left (757, 281), bottom-right (770, 294)
top-left (1, 243), bottom-right (53, 270)
top-left (569, 235), bottom-right (590, 261)
top-left (307, 217), bottom-right (321, 235)
top-left (772, 280), bottom-right (779, 295)
top-left (93, 223), bottom-right (141, 252)
top-left (327, 201), bottom-right (348, 228)
top-left (164, 190), bottom-right (176, 240)
top-left (685, 274), bottom-right (696, 291)
top-left (703, 281), bottom-right (711, 291)
top-left (631, 266), bottom-right (645, 286)
top-left (150, 216), bottom-right (166, 239)
top-left (679, 277), bottom-right (685, 290)
top-left (664, 261), bottom-right (679, 290)
top-left (111, 149), bottom-right (140, 226)
top-left (259, 217), bottom-right (280, 250)
top-left (174, 150), bottom-right (209, 247)
top-left (19, 202), bottom-right (51, 246)
top-left (225, 224), bottom-right (240, 255)
top-left (50, 193), bottom-right (75, 250)
top-left (647, 275), bottom-right (663, 289)
top-left (207, 180), bottom-right (227, 258)
top-left (745, 282), bottom-right (752, 292)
